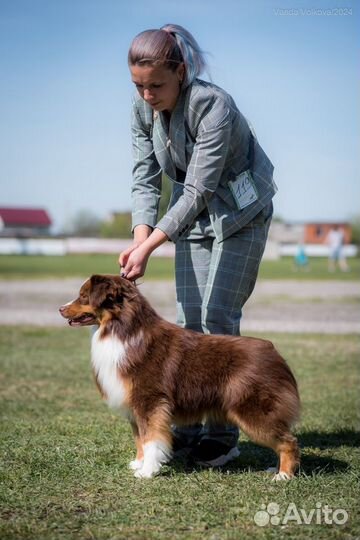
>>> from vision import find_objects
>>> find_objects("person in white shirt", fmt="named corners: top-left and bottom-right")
top-left (325, 225), bottom-right (349, 272)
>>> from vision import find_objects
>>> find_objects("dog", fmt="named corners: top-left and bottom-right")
top-left (59, 274), bottom-right (300, 480)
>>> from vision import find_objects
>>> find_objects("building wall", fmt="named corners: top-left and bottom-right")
top-left (304, 223), bottom-right (351, 245)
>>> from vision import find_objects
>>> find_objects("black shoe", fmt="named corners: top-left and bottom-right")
top-left (192, 439), bottom-right (240, 467)
top-left (172, 436), bottom-right (196, 459)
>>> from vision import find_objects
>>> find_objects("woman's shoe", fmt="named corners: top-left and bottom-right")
top-left (192, 439), bottom-right (240, 467)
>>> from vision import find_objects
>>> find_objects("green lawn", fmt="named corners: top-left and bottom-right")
top-left (0, 254), bottom-right (359, 280)
top-left (0, 328), bottom-right (359, 539)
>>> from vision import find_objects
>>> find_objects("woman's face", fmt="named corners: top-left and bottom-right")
top-left (130, 63), bottom-right (184, 113)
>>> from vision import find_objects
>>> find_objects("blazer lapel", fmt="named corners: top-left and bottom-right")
top-left (152, 87), bottom-right (189, 181)
top-left (168, 88), bottom-right (187, 172)
top-left (152, 110), bottom-right (177, 181)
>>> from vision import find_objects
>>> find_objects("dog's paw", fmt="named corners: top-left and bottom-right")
top-left (272, 471), bottom-right (291, 482)
top-left (134, 467), bottom-right (158, 479)
top-left (129, 459), bottom-right (144, 471)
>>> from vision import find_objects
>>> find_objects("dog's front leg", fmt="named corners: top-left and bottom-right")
top-left (133, 410), bottom-right (172, 479)
top-left (134, 440), bottom-right (171, 479)
top-left (128, 420), bottom-right (144, 471)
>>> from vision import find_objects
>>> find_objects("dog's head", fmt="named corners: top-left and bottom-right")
top-left (59, 274), bottom-right (137, 327)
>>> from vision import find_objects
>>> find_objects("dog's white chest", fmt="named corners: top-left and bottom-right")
top-left (91, 330), bottom-right (128, 411)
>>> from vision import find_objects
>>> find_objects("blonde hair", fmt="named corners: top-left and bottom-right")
top-left (128, 24), bottom-right (207, 87)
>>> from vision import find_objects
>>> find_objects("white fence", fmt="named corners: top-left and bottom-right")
top-left (0, 237), bottom-right (357, 259)
top-left (0, 237), bottom-right (175, 257)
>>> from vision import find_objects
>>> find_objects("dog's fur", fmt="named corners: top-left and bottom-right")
top-left (59, 274), bottom-right (300, 480)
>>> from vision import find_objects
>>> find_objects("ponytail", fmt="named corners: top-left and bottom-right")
top-left (160, 24), bottom-right (207, 86)
top-left (128, 24), bottom-right (208, 87)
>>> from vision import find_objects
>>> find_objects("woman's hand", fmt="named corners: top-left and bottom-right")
top-left (118, 227), bottom-right (169, 281)
top-left (120, 244), bottom-right (151, 281)
top-left (118, 241), bottom-right (141, 270)
top-left (119, 224), bottom-right (153, 277)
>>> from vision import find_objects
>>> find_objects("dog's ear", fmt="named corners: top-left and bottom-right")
top-left (89, 275), bottom-right (121, 309)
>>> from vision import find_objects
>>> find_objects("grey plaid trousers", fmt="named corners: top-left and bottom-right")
top-left (173, 202), bottom-right (273, 447)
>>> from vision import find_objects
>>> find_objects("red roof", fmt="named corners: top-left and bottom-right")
top-left (0, 207), bottom-right (52, 227)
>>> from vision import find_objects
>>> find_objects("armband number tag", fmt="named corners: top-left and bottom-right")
top-left (228, 170), bottom-right (259, 210)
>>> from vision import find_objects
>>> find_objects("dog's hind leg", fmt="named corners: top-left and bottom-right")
top-left (133, 406), bottom-right (173, 479)
top-left (228, 412), bottom-right (300, 481)
top-left (270, 434), bottom-right (300, 481)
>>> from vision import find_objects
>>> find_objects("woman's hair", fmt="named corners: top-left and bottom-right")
top-left (128, 24), bottom-right (207, 87)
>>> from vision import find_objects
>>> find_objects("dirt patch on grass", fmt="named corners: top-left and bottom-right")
top-left (1, 279), bottom-right (359, 333)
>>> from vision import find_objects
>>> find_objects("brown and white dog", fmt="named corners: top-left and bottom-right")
top-left (59, 274), bottom-right (300, 480)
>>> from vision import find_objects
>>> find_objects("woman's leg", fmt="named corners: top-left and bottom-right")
top-left (172, 233), bottom-right (214, 448)
top-left (202, 202), bottom-right (273, 336)
top-left (173, 203), bottom-right (272, 459)
top-left (200, 203), bottom-right (273, 450)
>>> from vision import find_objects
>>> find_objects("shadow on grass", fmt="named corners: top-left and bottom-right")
top-left (299, 454), bottom-right (350, 475)
top-left (298, 429), bottom-right (360, 449)
top-left (168, 436), bottom-right (352, 477)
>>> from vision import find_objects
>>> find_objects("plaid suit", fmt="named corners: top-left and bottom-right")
top-left (131, 78), bottom-right (276, 243)
top-left (131, 79), bottom-right (275, 447)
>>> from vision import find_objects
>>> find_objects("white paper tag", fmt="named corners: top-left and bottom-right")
top-left (228, 170), bottom-right (258, 210)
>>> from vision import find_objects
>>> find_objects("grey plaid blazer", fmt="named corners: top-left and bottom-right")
top-left (131, 79), bottom-right (276, 243)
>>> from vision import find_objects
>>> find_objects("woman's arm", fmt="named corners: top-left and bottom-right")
top-left (131, 98), bottom-right (162, 231)
top-left (119, 98), bottom-right (163, 275)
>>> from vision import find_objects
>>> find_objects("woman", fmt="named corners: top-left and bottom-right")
top-left (119, 24), bottom-right (276, 467)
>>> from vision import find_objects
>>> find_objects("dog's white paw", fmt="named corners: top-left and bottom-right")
top-left (133, 441), bottom-right (169, 478)
top-left (134, 467), bottom-right (158, 479)
top-left (129, 459), bottom-right (143, 471)
top-left (272, 471), bottom-right (291, 482)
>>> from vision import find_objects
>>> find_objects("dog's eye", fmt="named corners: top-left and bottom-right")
top-left (79, 295), bottom-right (89, 305)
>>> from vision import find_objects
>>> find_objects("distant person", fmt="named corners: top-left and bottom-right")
top-left (325, 225), bottom-right (349, 272)
top-left (119, 24), bottom-right (276, 467)
top-left (293, 244), bottom-right (309, 272)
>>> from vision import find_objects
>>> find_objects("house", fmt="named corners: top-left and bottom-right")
top-left (304, 222), bottom-right (351, 244)
top-left (0, 207), bottom-right (52, 236)
top-left (269, 221), bottom-right (351, 245)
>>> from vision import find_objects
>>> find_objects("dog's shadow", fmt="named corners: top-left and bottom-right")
top-left (298, 428), bottom-right (360, 449)
top-left (168, 429), bottom-right (358, 477)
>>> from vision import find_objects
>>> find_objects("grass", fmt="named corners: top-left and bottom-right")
top-left (0, 254), bottom-right (174, 281)
top-left (0, 327), bottom-right (359, 539)
top-left (0, 254), bottom-right (359, 280)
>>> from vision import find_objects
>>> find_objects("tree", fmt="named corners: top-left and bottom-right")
top-left (100, 212), bottom-right (132, 238)
top-left (65, 209), bottom-right (102, 237)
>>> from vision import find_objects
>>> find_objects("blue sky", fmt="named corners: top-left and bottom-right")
top-left (0, 0), bottom-right (359, 232)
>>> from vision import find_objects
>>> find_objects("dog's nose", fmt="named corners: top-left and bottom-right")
top-left (59, 305), bottom-right (66, 315)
